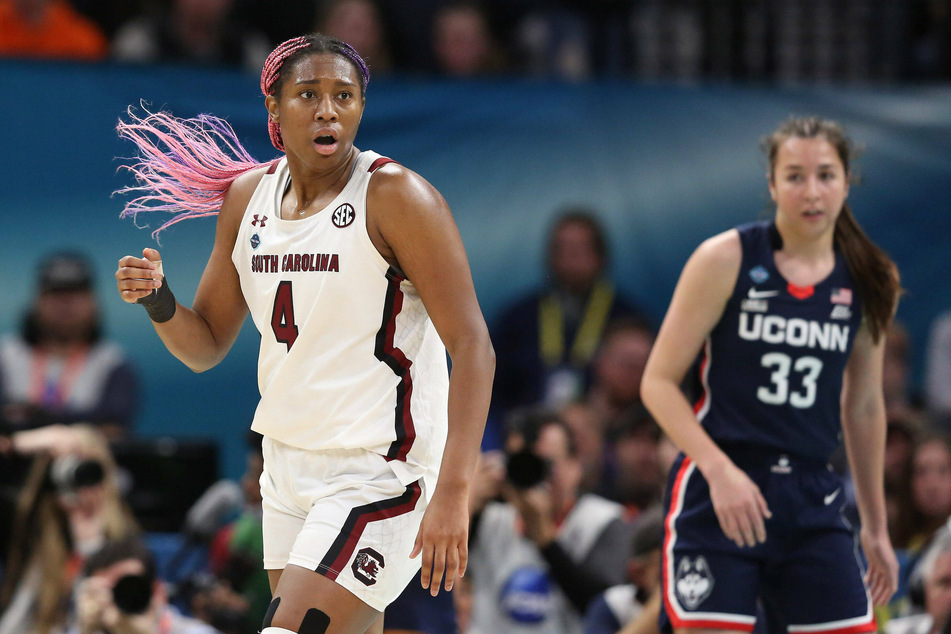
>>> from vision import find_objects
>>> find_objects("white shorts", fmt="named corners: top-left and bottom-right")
top-left (260, 437), bottom-right (427, 611)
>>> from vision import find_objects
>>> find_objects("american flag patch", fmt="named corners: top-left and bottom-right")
top-left (831, 288), bottom-right (852, 305)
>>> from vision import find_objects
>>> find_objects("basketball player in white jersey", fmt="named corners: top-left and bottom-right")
top-left (114, 34), bottom-right (495, 634)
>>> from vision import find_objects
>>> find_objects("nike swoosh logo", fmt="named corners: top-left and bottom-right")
top-left (748, 288), bottom-right (780, 299)
top-left (824, 488), bottom-right (841, 505)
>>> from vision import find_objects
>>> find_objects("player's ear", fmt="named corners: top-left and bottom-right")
top-left (266, 95), bottom-right (280, 122)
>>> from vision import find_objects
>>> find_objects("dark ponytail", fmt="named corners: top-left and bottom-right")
top-left (762, 116), bottom-right (902, 343)
top-left (833, 202), bottom-right (901, 342)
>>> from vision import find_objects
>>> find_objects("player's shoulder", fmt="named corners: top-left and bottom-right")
top-left (367, 158), bottom-right (446, 216)
top-left (691, 227), bottom-right (742, 270)
top-left (219, 162), bottom-right (276, 221)
top-left (230, 161), bottom-right (277, 200)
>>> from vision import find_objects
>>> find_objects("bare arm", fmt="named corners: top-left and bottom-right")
top-left (616, 589), bottom-right (661, 634)
top-left (841, 320), bottom-right (898, 605)
top-left (640, 230), bottom-right (771, 547)
top-left (368, 164), bottom-right (495, 595)
top-left (115, 169), bottom-right (265, 372)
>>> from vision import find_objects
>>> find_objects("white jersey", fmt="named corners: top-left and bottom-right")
top-left (231, 152), bottom-right (449, 488)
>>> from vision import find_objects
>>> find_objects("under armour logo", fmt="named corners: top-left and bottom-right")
top-left (252, 214), bottom-right (268, 227)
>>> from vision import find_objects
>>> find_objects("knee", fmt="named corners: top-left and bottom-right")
top-left (262, 597), bottom-right (332, 634)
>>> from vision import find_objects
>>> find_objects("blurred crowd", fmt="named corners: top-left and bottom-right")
top-left (1, 0), bottom-right (950, 82)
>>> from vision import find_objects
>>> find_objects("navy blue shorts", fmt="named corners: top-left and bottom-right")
top-left (660, 446), bottom-right (876, 634)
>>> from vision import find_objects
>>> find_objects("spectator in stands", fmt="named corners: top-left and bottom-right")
top-left (883, 320), bottom-right (921, 418)
top-left (317, 0), bottom-right (393, 75)
top-left (596, 405), bottom-right (665, 515)
top-left (925, 309), bottom-right (951, 431)
top-left (555, 320), bottom-right (656, 502)
top-left (467, 408), bottom-right (630, 633)
top-left (0, 0), bottom-right (107, 60)
top-left (111, 0), bottom-right (270, 73)
top-left (431, 1), bottom-right (506, 76)
top-left (583, 319), bottom-right (655, 441)
top-left (907, 0), bottom-right (951, 80)
top-left (0, 251), bottom-right (140, 440)
top-left (511, 5), bottom-right (590, 79)
top-left (198, 431), bottom-right (269, 634)
top-left (886, 526), bottom-right (951, 634)
top-left (491, 210), bottom-right (647, 435)
top-left (70, 535), bottom-right (221, 634)
top-left (885, 414), bottom-right (924, 537)
top-left (893, 435), bottom-right (951, 555)
top-left (0, 424), bottom-right (140, 634)
top-left (583, 504), bottom-right (663, 634)
top-left (0, 252), bottom-right (140, 565)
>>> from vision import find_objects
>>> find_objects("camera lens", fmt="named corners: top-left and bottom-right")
top-left (50, 456), bottom-right (105, 493)
top-left (505, 450), bottom-right (549, 489)
top-left (112, 574), bottom-right (153, 614)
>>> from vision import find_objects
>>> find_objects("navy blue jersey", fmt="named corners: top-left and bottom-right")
top-left (695, 221), bottom-right (862, 460)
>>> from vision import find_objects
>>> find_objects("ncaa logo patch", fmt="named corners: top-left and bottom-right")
top-left (352, 547), bottom-right (384, 586)
top-left (250, 233), bottom-right (261, 249)
top-left (749, 265), bottom-right (770, 284)
top-left (332, 203), bottom-right (355, 228)
top-left (500, 567), bottom-right (552, 624)
top-left (675, 556), bottom-right (714, 609)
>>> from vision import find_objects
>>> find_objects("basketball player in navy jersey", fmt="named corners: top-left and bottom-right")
top-left (114, 34), bottom-right (494, 634)
top-left (641, 117), bottom-right (900, 633)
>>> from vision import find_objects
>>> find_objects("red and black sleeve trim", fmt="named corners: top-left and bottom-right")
top-left (374, 267), bottom-right (416, 462)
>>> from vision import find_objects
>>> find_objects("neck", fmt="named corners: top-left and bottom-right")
top-left (37, 338), bottom-right (85, 357)
top-left (287, 149), bottom-right (358, 216)
top-left (774, 215), bottom-right (835, 260)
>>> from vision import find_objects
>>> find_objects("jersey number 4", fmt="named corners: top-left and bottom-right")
top-left (271, 281), bottom-right (299, 351)
top-left (757, 352), bottom-right (823, 409)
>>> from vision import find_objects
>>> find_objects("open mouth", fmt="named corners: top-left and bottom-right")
top-left (316, 135), bottom-right (336, 145)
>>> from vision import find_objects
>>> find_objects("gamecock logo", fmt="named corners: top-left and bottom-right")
top-left (352, 547), bottom-right (385, 586)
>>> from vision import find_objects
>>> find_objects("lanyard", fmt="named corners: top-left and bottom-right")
top-left (28, 348), bottom-right (88, 410)
top-left (538, 279), bottom-right (615, 368)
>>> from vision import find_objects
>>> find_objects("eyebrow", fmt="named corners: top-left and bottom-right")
top-left (294, 78), bottom-right (358, 87)
top-left (781, 163), bottom-right (838, 171)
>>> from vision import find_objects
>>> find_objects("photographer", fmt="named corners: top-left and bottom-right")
top-left (0, 425), bottom-right (139, 634)
top-left (467, 409), bottom-right (631, 633)
top-left (70, 536), bottom-right (220, 634)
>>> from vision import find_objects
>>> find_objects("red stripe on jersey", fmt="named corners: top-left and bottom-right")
top-left (265, 159), bottom-right (281, 175)
top-left (368, 157), bottom-right (397, 173)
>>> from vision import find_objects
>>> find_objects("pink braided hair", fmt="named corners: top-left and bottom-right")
top-left (115, 106), bottom-right (262, 238)
top-left (261, 36), bottom-right (311, 152)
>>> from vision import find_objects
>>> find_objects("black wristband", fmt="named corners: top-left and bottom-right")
top-left (135, 276), bottom-right (177, 323)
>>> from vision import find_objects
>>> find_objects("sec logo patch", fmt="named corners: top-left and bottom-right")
top-left (332, 203), bottom-right (355, 228)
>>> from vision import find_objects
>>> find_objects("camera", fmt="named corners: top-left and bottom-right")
top-left (50, 455), bottom-right (105, 494)
top-left (505, 449), bottom-right (550, 489)
top-left (112, 573), bottom-right (154, 615)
